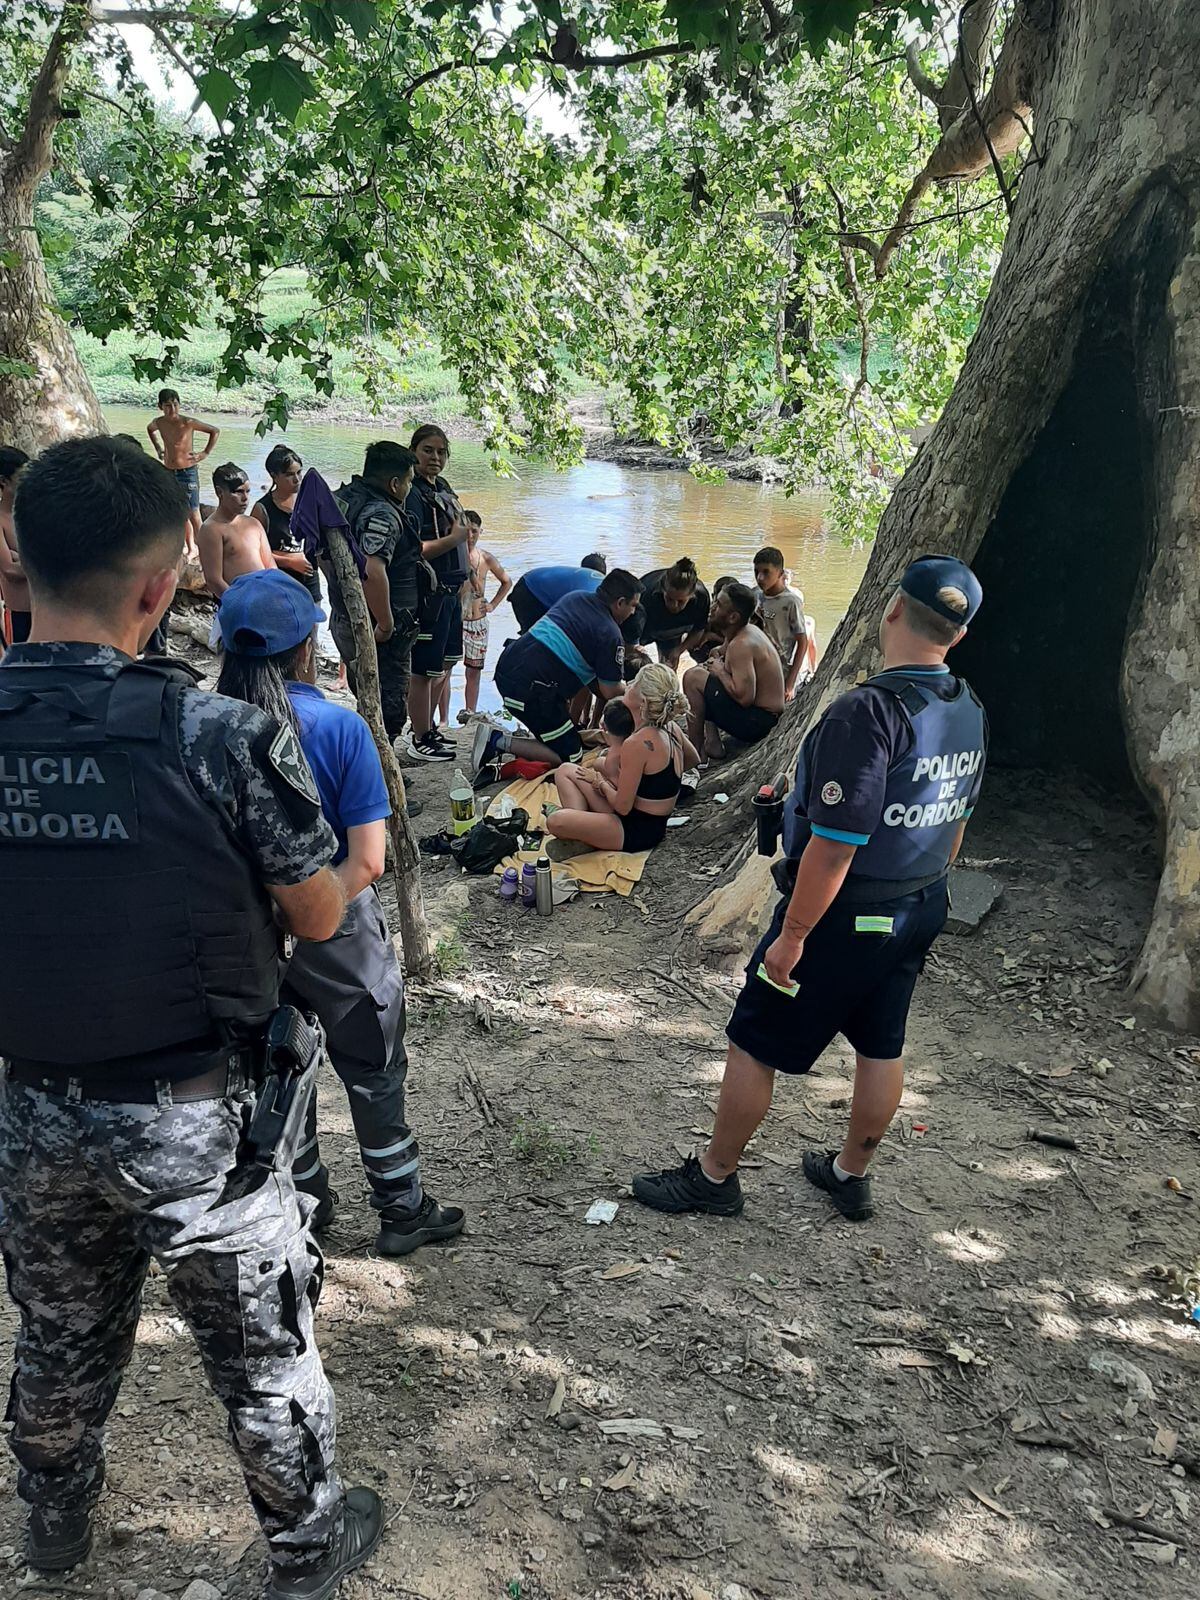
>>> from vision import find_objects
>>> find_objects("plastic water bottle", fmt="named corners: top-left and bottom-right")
top-left (535, 855), bottom-right (553, 918)
top-left (498, 866), bottom-right (519, 903)
top-left (520, 861), bottom-right (538, 909)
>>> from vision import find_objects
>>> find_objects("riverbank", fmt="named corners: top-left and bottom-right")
top-left (3, 694), bottom-right (1193, 1599)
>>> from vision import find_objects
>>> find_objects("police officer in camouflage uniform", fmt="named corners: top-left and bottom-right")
top-left (327, 441), bottom-right (422, 750)
top-left (0, 438), bottom-right (382, 1599)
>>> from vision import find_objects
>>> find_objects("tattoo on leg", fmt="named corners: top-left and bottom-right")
top-left (860, 1135), bottom-right (881, 1150)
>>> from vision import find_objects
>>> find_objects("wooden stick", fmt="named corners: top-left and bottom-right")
top-left (323, 530), bottom-right (432, 977)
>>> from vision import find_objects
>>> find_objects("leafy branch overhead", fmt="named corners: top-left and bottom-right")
top-left (3, 0), bottom-right (1028, 530)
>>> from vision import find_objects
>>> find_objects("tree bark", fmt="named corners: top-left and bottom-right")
top-left (323, 531), bottom-right (433, 979)
top-left (695, 0), bottom-right (1200, 1029)
top-left (0, 0), bottom-right (105, 453)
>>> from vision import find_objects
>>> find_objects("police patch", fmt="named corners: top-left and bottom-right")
top-left (821, 780), bottom-right (844, 806)
top-left (269, 725), bottom-right (321, 807)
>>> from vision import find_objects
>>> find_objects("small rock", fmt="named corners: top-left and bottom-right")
top-left (581, 1530), bottom-right (603, 1548)
top-left (181, 1583), bottom-right (222, 1600)
top-left (135, 1590), bottom-right (167, 1600)
top-left (1046, 1455), bottom-right (1070, 1473)
top-left (721, 1586), bottom-right (750, 1600)
top-left (527, 1546), bottom-right (547, 1564)
top-left (1087, 1350), bottom-right (1156, 1401)
top-left (110, 1523), bottom-right (137, 1547)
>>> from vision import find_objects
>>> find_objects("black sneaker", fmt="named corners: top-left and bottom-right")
top-left (409, 732), bottom-right (454, 763)
top-left (472, 757), bottom-right (502, 792)
top-left (377, 1194), bottom-right (466, 1257)
top-left (632, 1153), bottom-right (744, 1217)
top-left (470, 722), bottom-right (504, 778)
top-left (26, 1506), bottom-right (93, 1572)
top-left (266, 1486), bottom-right (383, 1600)
top-left (403, 793), bottom-right (424, 818)
top-left (802, 1149), bottom-right (874, 1221)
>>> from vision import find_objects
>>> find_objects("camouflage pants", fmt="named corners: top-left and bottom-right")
top-left (285, 887), bottom-right (421, 1217)
top-left (329, 610), bottom-right (417, 743)
top-left (0, 1076), bottom-right (344, 1574)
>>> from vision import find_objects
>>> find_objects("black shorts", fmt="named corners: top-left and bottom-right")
top-left (619, 807), bottom-right (670, 852)
top-left (703, 675), bottom-right (779, 744)
top-left (496, 658), bottom-right (581, 763)
top-left (726, 880), bottom-right (949, 1073)
top-left (509, 577), bottom-right (546, 634)
top-left (412, 593), bottom-right (462, 677)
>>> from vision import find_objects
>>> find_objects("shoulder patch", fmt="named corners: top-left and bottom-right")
top-left (269, 724), bottom-right (321, 806)
top-left (821, 780), bottom-right (844, 806)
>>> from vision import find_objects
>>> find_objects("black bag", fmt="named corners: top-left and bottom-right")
top-left (452, 810), bottom-right (529, 874)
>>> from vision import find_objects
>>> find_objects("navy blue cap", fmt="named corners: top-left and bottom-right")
top-left (218, 568), bottom-right (326, 656)
top-left (899, 554), bottom-right (982, 626)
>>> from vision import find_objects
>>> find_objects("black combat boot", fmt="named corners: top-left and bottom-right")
top-left (26, 1506), bottom-right (93, 1571)
top-left (266, 1486), bottom-right (383, 1600)
top-left (377, 1194), bottom-right (465, 1257)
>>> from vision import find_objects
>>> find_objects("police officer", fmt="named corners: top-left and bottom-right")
top-left (0, 439), bottom-right (381, 1598)
top-left (634, 556), bottom-right (986, 1223)
top-left (216, 569), bottom-right (466, 1256)
top-left (328, 440), bottom-right (422, 752)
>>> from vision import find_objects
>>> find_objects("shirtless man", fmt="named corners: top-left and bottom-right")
top-left (198, 463), bottom-right (275, 605)
top-left (683, 581), bottom-right (785, 759)
top-left (447, 511), bottom-right (511, 720)
top-left (146, 388), bottom-right (220, 557)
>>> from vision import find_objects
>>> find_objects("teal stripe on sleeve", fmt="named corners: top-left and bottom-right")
top-left (811, 823), bottom-right (870, 846)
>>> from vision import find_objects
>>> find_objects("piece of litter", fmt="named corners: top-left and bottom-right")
top-left (666, 814), bottom-right (691, 827)
top-left (585, 1199), bottom-right (619, 1226)
top-left (713, 793), bottom-right (729, 805)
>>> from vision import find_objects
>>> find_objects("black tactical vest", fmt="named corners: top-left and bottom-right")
top-left (0, 660), bottom-right (281, 1067)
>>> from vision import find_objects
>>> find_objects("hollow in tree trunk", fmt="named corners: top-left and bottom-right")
top-left (692, 0), bottom-right (1200, 1029)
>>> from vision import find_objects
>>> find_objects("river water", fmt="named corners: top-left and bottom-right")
top-left (104, 404), bottom-right (868, 710)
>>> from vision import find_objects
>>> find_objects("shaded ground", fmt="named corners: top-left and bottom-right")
top-left (2, 713), bottom-right (1198, 1600)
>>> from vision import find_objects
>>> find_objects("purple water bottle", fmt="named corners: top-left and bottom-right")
top-left (520, 861), bottom-right (538, 909)
top-left (499, 866), bottom-right (519, 903)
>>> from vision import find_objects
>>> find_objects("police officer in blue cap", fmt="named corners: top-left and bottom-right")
top-left (634, 555), bottom-right (987, 1223)
top-left (217, 569), bottom-right (466, 1257)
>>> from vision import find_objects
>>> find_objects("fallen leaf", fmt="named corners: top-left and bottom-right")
top-left (1153, 1426), bottom-right (1179, 1460)
top-left (1131, 1541), bottom-right (1177, 1565)
top-left (601, 1261), bottom-right (644, 1281)
top-left (546, 1376), bottom-right (566, 1420)
top-left (947, 1341), bottom-right (988, 1367)
top-left (898, 1354), bottom-right (939, 1370)
top-left (965, 1481), bottom-right (1013, 1518)
top-left (1121, 1016), bottom-right (1137, 1030)
top-left (1046, 1065), bottom-right (1074, 1079)
top-left (598, 1418), bottom-right (664, 1439)
top-left (603, 1460), bottom-right (637, 1492)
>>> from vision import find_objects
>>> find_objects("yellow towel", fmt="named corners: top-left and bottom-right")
top-left (494, 847), bottom-right (649, 898)
top-left (487, 750), bottom-right (603, 835)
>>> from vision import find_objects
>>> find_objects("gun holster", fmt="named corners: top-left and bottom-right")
top-left (246, 1005), bottom-right (324, 1171)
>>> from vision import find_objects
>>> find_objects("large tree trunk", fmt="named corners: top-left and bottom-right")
top-left (695, 0), bottom-right (1200, 1028)
top-left (0, 0), bottom-right (104, 454)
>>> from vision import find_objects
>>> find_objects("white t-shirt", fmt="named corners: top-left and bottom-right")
top-left (758, 586), bottom-right (807, 664)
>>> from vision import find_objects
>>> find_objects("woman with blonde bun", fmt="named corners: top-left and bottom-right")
top-left (548, 662), bottom-right (699, 853)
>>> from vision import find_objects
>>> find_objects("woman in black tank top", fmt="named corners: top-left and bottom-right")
top-left (546, 663), bottom-right (700, 855)
top-left (252, 445), bottom-right (322, 604)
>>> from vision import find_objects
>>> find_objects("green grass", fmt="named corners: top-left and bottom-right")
top-left (509, 1119), bottom-right (600, 1169)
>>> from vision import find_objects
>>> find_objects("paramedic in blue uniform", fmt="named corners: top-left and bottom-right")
top-left (634, 556), bottom-right (987, 1223)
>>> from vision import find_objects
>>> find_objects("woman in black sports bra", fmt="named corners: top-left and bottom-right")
top-left (252, 445), bottom-right (322, 604)
top-left (547, 663), bottom-right (699, 854)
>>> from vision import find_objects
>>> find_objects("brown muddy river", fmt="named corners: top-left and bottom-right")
top-left (105, 404), bottom-right (868, 711)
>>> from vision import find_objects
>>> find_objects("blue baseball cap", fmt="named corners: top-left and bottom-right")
top-left (218, 568), bottom-right (326, 656)
top-left (899, 554), bottom-right (982, 626)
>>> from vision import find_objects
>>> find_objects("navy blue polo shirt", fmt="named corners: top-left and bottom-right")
top-left (286, 682), bottom-right (391, 864)
top-left (783, 666), bottom-right (986, 854)
top-left (528, 589), bottom-right (624, 691)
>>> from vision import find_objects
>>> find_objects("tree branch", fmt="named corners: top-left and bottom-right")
top-left (957, 0), bottom-right (1014, 214)
top-left (5, 0), bottom-right (93, 195)
top-left (904, 40), bottom-right (942, 106)
top-left (90, 6), bottom-right (218, 24)
top-left (404, 38), bottom-right (693, 96)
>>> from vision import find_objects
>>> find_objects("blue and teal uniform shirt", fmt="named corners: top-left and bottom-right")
top-left (286, 682), bottom-right (391, 865)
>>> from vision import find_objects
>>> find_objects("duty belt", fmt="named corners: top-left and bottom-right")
top-left (771, 857), bottom-right (947, 903)
top-left (5, 1045), bottom-right (254, 1104)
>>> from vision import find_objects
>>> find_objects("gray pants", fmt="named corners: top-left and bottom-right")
top-left (0, 1075), bottom-right (343, 1575)
top-left (284, 887), bottom-right (421, 1218)
top-left (329, 611), bottom-right (417, 744)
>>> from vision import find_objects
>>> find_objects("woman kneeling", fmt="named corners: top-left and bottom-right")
top-left (547, 663), bottom-right (697, 852)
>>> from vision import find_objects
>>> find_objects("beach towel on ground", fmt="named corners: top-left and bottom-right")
top-left (493, 847), bottom-right (649, 898)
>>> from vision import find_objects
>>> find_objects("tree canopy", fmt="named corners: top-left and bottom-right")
top-left (2, 1), bottom-right (1021, 532)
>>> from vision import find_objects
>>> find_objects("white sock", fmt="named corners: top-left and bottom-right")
top-left (832, 1156), bottom-right (859, 1184)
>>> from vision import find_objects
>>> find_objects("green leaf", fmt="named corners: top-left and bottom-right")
top-left (300, 1), bottom-right (337, 47)
top-left (197, 66), bottom-right (239, 123)
top-left (328, 0), bottom-right (379, 40)
top-left (246, 56), bottom-right (317, 123)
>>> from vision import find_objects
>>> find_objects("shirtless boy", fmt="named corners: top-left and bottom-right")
top-left (682, 581), bottom-right (784, 759)
top-left (449, 510), bottom-right (511, 720)
top-left (198, 463), bottom-right (274, 602)
top-left (146, 388), bottom-right (220, 556)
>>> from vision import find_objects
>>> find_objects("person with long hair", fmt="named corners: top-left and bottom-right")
top-left (402, 424), bottom-right (471, 760)
top-left (252, 444), bottom-right (321, 604)
top-left (217, 569), bottom-right (465, 1258)
top-left (546, 662), bottom-right (698, 853)
top-left (626, 556), bottom-right (711, 673)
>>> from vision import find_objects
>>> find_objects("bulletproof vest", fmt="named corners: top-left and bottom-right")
top-left (785, 671), bottom-right (986, 885)
top-left (411, 477), bottom-right (467, 589)
top-left (0, 661), bottom-right (281, 1067)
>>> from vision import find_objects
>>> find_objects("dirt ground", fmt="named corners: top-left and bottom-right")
top-left (2, 677), bottom-right (1199, 1600)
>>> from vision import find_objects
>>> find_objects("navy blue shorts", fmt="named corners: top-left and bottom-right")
top-left (495, 653), bottom-right (582, 763)
top-left (726, 880), bottom-right (948, 1073)
top-left (173, 464), bottom-right (200, 510)
top-left (412, 593), bottom-right (462, 677)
